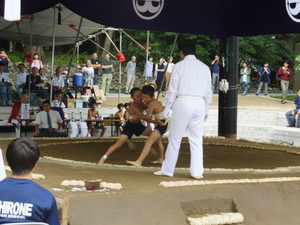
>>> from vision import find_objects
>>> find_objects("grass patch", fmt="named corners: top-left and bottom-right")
top-left (8, 50), bottom-right (90, 65)
top-left (271, 95), bottom-right (297, 101)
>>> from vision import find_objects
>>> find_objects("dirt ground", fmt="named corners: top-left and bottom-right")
top-left (2, 136), bottom-right (300, 225)
top-left (0, 96), bottom-right (299, 225)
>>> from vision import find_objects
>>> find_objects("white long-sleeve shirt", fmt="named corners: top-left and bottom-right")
top-left (14, 72), bottom-right (28, 89)
top-left (164, 55), bottom-right (212, 118)
top-left (0, 72), bottom-right (10, 83)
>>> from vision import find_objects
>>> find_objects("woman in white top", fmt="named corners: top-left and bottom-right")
top-left (82, 59), bottom-right (94, 86)
top-left (31, 53), bottom-right (43, 70)
top-left (240, 62), bottom-right (251, 96)
top-left (165, 57), bottom-right (174, 93)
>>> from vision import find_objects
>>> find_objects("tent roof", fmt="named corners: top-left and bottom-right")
top-left (0, 4), bottom-right (104, 46)
top-left (1, 0), bottom-right (300, 37)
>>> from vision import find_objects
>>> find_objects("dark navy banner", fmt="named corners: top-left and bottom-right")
top-left (1, 0), bottom-right (300, 36)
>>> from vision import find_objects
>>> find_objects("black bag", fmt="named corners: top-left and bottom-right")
top-left (276, 73), bottom-right (281, 82)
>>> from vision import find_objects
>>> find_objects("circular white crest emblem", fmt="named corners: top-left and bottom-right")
top-left (133, 0), bottom-right (164, 20)
top-left (286, 0), bottom-right (300, 22)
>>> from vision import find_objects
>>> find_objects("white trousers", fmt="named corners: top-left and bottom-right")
top-left (125, 74), bottom-right (135, 93)
top-left (161, 97), bottom-right (205, 177)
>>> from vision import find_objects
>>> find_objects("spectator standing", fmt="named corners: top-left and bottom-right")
top-left (82, 59), bottom-right (94, 86)
top-left (125, 56), bottom-right (136, 94)
top-left (144, 56), bottom-right (154, 84)
top-left (278, 61), bottom-right (292, 104)
top-left (165, 57), bottom-right (174, 93)
top-left (240, 62), bottom-right (251, 96)
top-left (211, 55), bottom-right (220, 93)
top-left (31, 53), bottom-right (43, 70)
top-left (14, 63), bottom-right (28, 99)
top-left (155, 58), bottom-right (166, 93)
top-left (285, 90), bottom-right (300, 127)
top-left (0, 50), bottom-right (11, 73)
top-left (256, 63), bottom-right (271, 96)
top-left (0, 138), bottom-right (60, 224)
top-left (101, 54), bottom-right (113, 96)
top-left (0, 62), bottom-right (13, 105)
top-left (91, 53), bottom-right (101, 85)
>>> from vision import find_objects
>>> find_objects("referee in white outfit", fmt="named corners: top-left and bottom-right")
top-left (154, 40), bottom-right (212, 179)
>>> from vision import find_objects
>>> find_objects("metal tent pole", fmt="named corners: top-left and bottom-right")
top-left (50, 7), bottom-right (57, 102)
top-left (118, 31), bottom-right (122, 103)
top-left (66, 17), bottom-right (83, 92)
top-left (218, 36), bottom-right (239, 139)
top-left (145, 30), bottom-right (150, 82)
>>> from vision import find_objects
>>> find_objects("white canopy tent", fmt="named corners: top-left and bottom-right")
top-left (0, 4), bottom-right (104, 46)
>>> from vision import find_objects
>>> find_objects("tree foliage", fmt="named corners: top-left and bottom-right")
top-left (117, 30), bottom-right (295, 80)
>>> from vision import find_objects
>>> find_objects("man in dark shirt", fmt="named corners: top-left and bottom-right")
top-left (285, 90), bottom-right (300, 127)
top-left (91, 52), bottom-right (101, 85)
top-left (101, 53), bottom-right (113, 96)
top-left (211, 55), bottom-right (219, 93)
top-left (24, 67), bottom-right (47, 99)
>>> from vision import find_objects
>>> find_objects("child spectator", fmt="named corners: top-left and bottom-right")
top-left (87, 102), bottom-right (106, 137)
top-left (31, 53), bottom-right (43, 70)
top-left (115, 103), bottom-right (126, 133)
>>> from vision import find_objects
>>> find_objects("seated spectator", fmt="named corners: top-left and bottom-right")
top-left (115, 103), bottom-right (125, 133)
top-left (87, 102), bottom-right (106, 137)
top-left (0, 138), bottom-right (60, 224)
top-left (48, 66), bottom-right (64, 98)
top-left (34, 100), bottom-right (68, 137)
top-left (285, 90), bottom-right (300, 128)
top-left (51, 92), bottom-right (68, 119)
top-left (48, 67), bottom-right (73, 99)
top-left (0, 62), bottom-right (13, 106)
top-left (39, 68), bottom-right (48, 89)
top-left (24, 67), bottom-right (47, 99)
top-left (8, 93), bottom-right (29, 137)
top-left (14, 63), bottom-right (28, 99)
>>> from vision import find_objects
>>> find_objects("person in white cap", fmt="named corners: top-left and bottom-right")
top-left (154, 39), bottom-right (212, 179)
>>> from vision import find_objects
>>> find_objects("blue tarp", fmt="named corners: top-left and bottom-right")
top-left (1, 0), bottom-right (300, 36)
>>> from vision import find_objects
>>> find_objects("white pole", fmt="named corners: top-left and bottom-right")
top-left (145, 30), bottom-right (150, 82)
top-left (50, 7), bottom-right (57, 102)
top-left (118, 32), bottom-right (122, 103)
top-left (76, 42), bottom-right (79, 73)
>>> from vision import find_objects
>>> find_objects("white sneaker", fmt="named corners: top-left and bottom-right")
top-left (154, 171), bottom-right (164, 176)
top-left (191, 176), bottom-right (203, 180)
